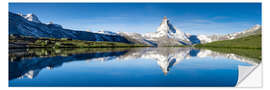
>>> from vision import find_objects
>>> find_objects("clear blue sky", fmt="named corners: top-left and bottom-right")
top-left (9, 3), bottom-right (261, 35)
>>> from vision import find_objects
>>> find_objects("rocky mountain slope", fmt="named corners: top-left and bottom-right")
top-left (9, 12), bottom-right (131, 44)
top-left (196, 24), bottom-right (262, 44)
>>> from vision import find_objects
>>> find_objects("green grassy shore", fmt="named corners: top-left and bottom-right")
top-left (9, 35), bottom-right (149, 48)
top-left (195, 34), bottom-right (261, 49)
top-left (195, 34), bottom-right (262, 60)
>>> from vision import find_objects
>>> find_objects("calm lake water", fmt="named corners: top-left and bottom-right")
top-left (9, 47), bottom-right (260, 87)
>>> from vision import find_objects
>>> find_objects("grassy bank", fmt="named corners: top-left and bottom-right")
top-left (195, 34), bottom-right (261, 49)
top-left (9, 35), bottom-right (150, 48)
top-left (195, 34), bottom-right (262, 61)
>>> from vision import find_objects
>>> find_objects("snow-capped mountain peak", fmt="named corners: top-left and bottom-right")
top-left (157, 16), bottom-right (173, 33)
top-left (145, 16), bottom-right (189, 40)
top-left (22, 13), bottom-right (41, 23)
top-left (142, 16), bottom-right (191, 46)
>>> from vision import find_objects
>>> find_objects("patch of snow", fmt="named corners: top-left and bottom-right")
top-left (197, 35), bottom-right (212, 43)
top-left (97, 30), bottom-right (119, 36)
top-left (22, 13), bottom-right (41, 23)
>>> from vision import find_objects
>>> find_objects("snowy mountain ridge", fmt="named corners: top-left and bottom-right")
top-left (9, 12), bottom-right (131, 44)
top-left (196, 24), bottom-right (262, 43)
top-left (9, 12), bottom-right (261, 46)
top-left (113, 17), bottom-right (261, 45)
top-left (18, 13), bottom-right (41, 23)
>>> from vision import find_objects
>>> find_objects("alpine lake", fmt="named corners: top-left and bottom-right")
top-left (9, 47), bottom-right (261, 87)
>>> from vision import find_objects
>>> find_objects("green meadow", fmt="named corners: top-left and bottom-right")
top-left (195, 34), bottom-right (262, 61)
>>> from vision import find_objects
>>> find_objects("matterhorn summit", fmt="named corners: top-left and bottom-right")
top-left (156, 16), bottom-right (181, 36)
top-left (143, 16), bottom-right (191, 46)
top-left (157, 16), bottom-right (173, 33)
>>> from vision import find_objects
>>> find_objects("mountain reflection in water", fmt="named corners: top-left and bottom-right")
top-left (9, 47), bottom-right (260, 86)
